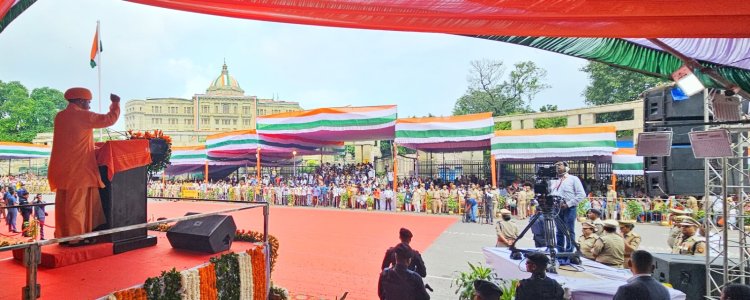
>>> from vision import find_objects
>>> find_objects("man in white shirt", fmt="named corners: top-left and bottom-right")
top-left (549, 161), bottom-right (586, 252)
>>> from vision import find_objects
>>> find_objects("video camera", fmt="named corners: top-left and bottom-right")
top-left (533, 165), bottom-right (563, 213)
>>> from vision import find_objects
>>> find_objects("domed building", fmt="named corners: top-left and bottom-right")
top-left (124, 63), bottom-right (302, 145)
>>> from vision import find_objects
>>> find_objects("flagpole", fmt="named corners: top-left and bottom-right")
top-left (97, 20), bottom-right (102, 141)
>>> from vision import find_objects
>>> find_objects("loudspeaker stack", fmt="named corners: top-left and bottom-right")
top-left (643, 86), bottom-right (706, 196)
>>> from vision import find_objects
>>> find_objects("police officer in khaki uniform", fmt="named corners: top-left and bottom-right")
top-left (686, 196), bottom-right (699, 213)
top-left (577, 221), bottom-right (599, 260)
top-left (495, 209), bottom-right (519, 247)
top-left (491, 185), bottom-right (501, 218)
top-left (427, 185), bottom-right (437, 214)
top-left (619, 220), bottom-right (641, 267)
top-left (672, 218), bottom-right (706, 255)
top-left (591, 220), bottom-right (625, 267)
top-left (667, 210), bottom-right (691, 248)
top-left (587, 208), bottom-right (605, 233)
top-left (606, 185), bottom-right (617, 219)
top-left (436, 185), bottom-right (448, 214)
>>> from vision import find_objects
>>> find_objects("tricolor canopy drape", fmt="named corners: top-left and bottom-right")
top-left (491, 126), bottom-right (617, 161)
top-left (256, 105), bottom-right (397, 142)
top-left (0, 142), bottom-right (51, 159)
top-left (124, 0), bottom-right (750, 38)
top-left (395, 112), bottom-right (494, 152)
top-left (612, 148), bottom-right (644, 176)
top-left (474, 36), bottom-right (750, 93)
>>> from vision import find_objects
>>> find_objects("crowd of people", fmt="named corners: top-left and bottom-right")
top-left (0, 175), bottom-right (49, 239)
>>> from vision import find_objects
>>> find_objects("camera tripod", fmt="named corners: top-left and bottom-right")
top-left (508, 195), bottom-right (581, 274)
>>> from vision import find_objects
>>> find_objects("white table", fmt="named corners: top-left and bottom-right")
top-left (483, 247), bottom-right (686, 300)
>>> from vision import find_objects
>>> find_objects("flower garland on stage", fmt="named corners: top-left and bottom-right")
top-left (127, 129), bottom-right (172, 177)
top-left (147, 225), bottom-right (280, 273)
top-left (106, 245), bottom-right (269, 300)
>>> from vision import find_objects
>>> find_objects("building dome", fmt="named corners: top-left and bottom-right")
top-left (206, 63), bottom-right (245, 96)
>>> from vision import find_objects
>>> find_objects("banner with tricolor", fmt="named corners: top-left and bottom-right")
top-left (256, 105), bottom-right (397, 141)
top-left (90, 22), bottom-right (102, 68)
top-left (491, 126), bottom-right (617, 161)
top-left (395, 112), bottom-right (494, 152)
top-left (612, 148), bottom-right (644, 175)
top-left (206, 130), bottom-right (260, 161)
top-left (170, 145), bottom-right (207, 165)
top-left (0, 142), bottom-right (51, 159)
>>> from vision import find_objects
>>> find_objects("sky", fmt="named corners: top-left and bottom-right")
top-left (0, 0), bottom-right (590, 130)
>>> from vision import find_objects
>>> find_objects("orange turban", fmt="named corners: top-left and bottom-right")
top-left (64, 87), bottom-right (92, 101)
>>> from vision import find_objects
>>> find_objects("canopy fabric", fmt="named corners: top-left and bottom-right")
top-left (206, 130), bottom-right (259, 161)
top-left (395, 112), bottom-right (493, 152)
top-left (206, 129), bottom-right (343, 163)
top-left (0, 0), bottom-right (35, 34)
top-left (491, 126), bottom-right (617, 161)
top-left (257, 105), bottom-right (396, 142)
top-left (126, 0), bottom-right (750, 38)
top-left (612, 148), bottom-right (644, 176)
top-left (170, 145), bottom-right (207, 165)
top-left (0, 142), bottom-right (50, 159)
top-left (474, 36), bottom-right (750, 93)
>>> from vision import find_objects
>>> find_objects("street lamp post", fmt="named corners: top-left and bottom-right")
top-left (292, 150), bottom-right (297, 179)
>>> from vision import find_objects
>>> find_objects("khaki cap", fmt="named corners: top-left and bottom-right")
top-left (602, 219), bottom-right (619, 229)
top-left (618, 220), bottom-right (636, 225)
top-left (679, 218), bottom-right (701, 227)
top-left (581, 221), bottom-right (595, 229)
top-left (499, 209), bottom-right (512, 215)
top-left (670, 208), bottom-right (688, 215)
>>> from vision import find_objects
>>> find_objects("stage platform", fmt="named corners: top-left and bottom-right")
top-left (0, 200), bottom-right (456, 299)
top-left (483, 247), bottom-right (687, 300)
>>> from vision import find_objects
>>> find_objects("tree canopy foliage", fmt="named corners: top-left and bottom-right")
top-left (0, 81), bottom-right (67, 142)
top-left (581, 62), bottom-right (667, 106)
top-left (453, 60), bottom-right (550, 116)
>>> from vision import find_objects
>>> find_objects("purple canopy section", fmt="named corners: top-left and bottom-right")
top-left (626, 38), bottom-right (750, 70)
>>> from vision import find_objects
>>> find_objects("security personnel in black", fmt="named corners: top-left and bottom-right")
top-left (378, 243), bottom-right (430, 300)
top-left (515, 252), bottom-right (564, 300)
top-left (381, 228), bottom-right (427, 277)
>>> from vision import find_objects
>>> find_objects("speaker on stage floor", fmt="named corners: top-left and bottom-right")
top-left (167, 213), bottom-right (237, 254)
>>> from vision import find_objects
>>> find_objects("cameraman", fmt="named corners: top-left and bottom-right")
top-left (549, 161), bottom-right (586, 252)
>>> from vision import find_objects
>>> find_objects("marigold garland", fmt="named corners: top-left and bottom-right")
top-left (111, 287), bottom-right (147, 300)
top-left (199, 264), bottom-right (217, 300)
top-left (249, 246), bottom-right (267, 300)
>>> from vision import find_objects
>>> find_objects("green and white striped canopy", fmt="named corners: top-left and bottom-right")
top-left (612, 148), bottom-right (644, 175)
top-left (491, 126), bottom-right (617, 161)
top-left (0, 142), bottom-right (50, 159)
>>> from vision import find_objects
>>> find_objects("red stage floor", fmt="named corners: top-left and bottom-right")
top-left (0, 201), bottom-right (456, 299)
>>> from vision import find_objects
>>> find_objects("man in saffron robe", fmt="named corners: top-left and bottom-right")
top-left (48, 87), bottom-right (120, 244)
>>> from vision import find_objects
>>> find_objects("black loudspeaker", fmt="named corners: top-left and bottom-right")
top-left (651, 253), bottom-right (730, 300)
top-left (644, 120), bottom-right (697, 145)
top-left (167, 213), bottom-right (237, 253)
top-left (645, 170), bottom-right (705, 197)
top-left (644, 86), bottom-right (705, 121)
top-left (645, 147), bottom-right (704, 171)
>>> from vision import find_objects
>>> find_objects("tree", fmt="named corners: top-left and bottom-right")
top-left (453, 60), bottom-right (550, 116)
top-left (581, 62), bottom-right (668, 106)
top-left (534, 105), bottom-right (567, 128)
top-left (0, 81), bottom-right (67, 142)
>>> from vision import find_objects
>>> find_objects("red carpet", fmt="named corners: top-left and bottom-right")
top-left (12, 242), bottom-right (114, 268)
top-left (0, 201), bottom-right (456, 299)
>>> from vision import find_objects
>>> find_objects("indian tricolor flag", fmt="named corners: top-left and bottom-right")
top-left (90, 22), bottom-right (102, 68)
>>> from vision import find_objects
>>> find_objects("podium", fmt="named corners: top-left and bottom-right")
top-left (96, 139), bottom-right (158, 254)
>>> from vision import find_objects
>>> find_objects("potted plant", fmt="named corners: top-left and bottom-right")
top-left (451, 262), bottom-right (496, 300)
top-left (625, 200), bottom-right (644, 221)
top-left (744, 214), bottom-right (750, 231)
top-left (340, 192), bottom-right (350, 209)
top-left (366, 195), bottom-right (374, 210)
top-left (447, 196), bottom-right (458, 214)
top-left (396, 193), bottom-right (405, 212)
top-left (576, 199), bottom-right (590, 222)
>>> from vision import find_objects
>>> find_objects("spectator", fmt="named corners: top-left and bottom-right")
top-left (613, 250), bottom-right (670, 300)
top-left (721, 284), bottom-right (750, 300)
